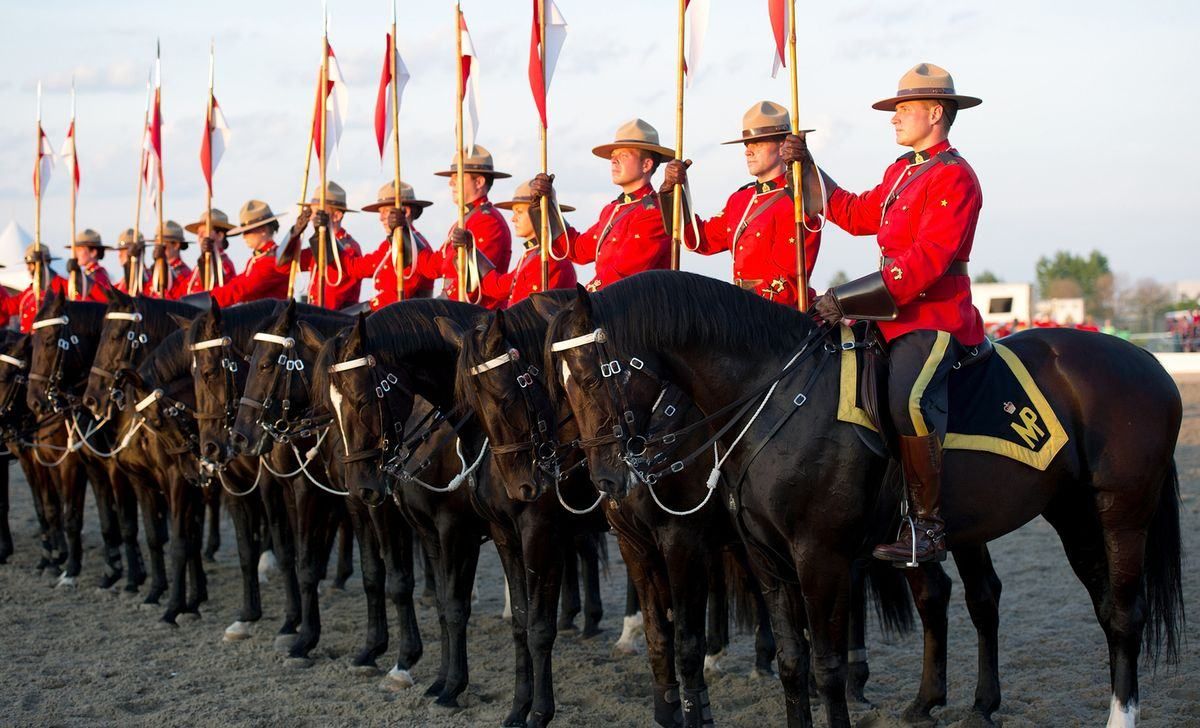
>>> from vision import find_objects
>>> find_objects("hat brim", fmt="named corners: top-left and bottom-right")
top-left (494, 200), bottom-right (576, 212)
top-left (591, 142), bottom-right (675, 161)
top-left (306, 202), bottom-right (358, 213)
top-left (63, 243), bottom-right (115, 251)
top-left (227, 212), bottom-right (290, 237)
top-left (719, 127), bottom-right (813, 146)
top-left (183, 221), bottom-right (236, 234)
top-left (25, 255), bottom-right (62, 263)
top-left (871, 93), bottom-right (982, 112)
top-left (360, 199), bottom-right (434, 213)
top-left (433, 169), bottom-right (512, 179)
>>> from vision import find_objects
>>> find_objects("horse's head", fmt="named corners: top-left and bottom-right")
top-left (26, 291), bottom-right (72, 416)
top-left (317, 313), bottom-right (416, 507)
top-left (0, 334), bottom-right (33, 430)
top-left (186, 301), bottom-right (242, 465)
top-left (129, 354), bottom-right (201, 483)
top-left (83, 288), bottom-right (142, 418)
top-left (545, 286), bottom-right (667, 500)
top-left (231, 299), bottom-right (293, 457)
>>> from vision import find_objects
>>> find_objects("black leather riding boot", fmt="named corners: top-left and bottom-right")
top-left (873, 433), bottom-right (947, 564)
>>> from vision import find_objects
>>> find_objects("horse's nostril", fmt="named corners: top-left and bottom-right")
top-left (201, 441), bottom-right (221, 459)
top-left (360, 488), bottom-right (382, 506)
top-left (83, 395), bottom-right (97, 411)
top-left (519, 483), bottom-right (536, 501)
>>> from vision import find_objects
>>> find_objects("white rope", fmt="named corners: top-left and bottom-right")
top-left (637, 444), bottom-right (720, 517)
top-left (30, 432), bottom-right (74, 467)
top-left (217, 460), bottom-right (264, 497)
top-left (31, 315), bottom-right (69, 330)
top-left (409, 437), bottom-right (489, 494)
top-left (551, 328), bottom-right (605, 352)
top-left (69, 412), bottom-right (148, 459)
top-left (554, 479), bottom-right (604, 515)
top-left (104, 311), bottom-right (142, 322)
top-left (260, 428), bottom-right (329, 479)
top-left (134, 389), bottom-right (162, 413)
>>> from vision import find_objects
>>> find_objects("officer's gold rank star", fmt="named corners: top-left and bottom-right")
top-left (940, 199), bottom-right (948, 206)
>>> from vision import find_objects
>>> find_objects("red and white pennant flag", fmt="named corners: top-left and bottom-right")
top-left (374, 29), bottom-right (411, 161)
top-left (527, 0), bottom-right (568, 128)
top-left (683, 0), bottom-right (711, 87)
top-left (60, 84), bottom-right (80, 197)
top-left (33, 82), bottom-right (54, 197)
top-left (769, 0), bottom-right (789, 78)
top-left (311, 41), bottom-right (349, 167)
top-left (459, 13), bottom-right (480, 151)
top-left (144, 44), bottom-right (164, 205)
top-left (200, 96), bottom-right (229, 193)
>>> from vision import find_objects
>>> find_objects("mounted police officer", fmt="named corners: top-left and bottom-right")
top-left (183, 209), bottom-right (237, 295)
top-left (206, 200), bottom-right (292, 306)
top-left (784, 63), bottom-right (985, 564)
top-left (483, 179), bottom-right (578, 306)
top-left (64, 229), bottom-right (113, 302)
top-left (279, 181), bottom-right (364, 310)
top-left (0, 244), bottom-right (68, 332)
top-left (347, 181), bottom-right (437, 309)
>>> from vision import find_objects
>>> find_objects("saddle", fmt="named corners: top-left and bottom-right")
top-left (842, 324), bottom-right (1067, 470)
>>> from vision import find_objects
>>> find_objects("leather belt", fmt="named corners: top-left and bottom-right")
top-left (881, 257), bottom-right (968, 277)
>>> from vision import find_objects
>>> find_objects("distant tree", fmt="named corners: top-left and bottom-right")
top-left (974, 270), bottom-right (1001, 283)
top-left (1035, 250), bottom-right (1113, 318)
top-left (1117, 278), bottom-right (1173, 332)
top-left (828, 270), bottom-right (849, 287)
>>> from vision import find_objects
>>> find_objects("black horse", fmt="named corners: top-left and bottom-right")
top-left (546, 272), bottom-right (1183, 727)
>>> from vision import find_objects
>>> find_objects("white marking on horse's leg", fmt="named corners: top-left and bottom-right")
top-left (1106, 695), bottom-right (1139, 728)
top-left (704, 650), bottom-right (725, 675)
top-left (258, 550), bottom-right (278, 584)
top-left (383, 665), bottom-right (414, 690)
top-left (502, 573), bottom-right (512, 620)
top-left (55, 573), bottom-right (78, 589)
top-left (223, 620), bottom-right (252, 642)
top-left (613, 611), bottom-right (644, 655)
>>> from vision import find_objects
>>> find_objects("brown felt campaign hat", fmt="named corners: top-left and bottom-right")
top-left (227, 200), bottom-right (290, 237)
top-left (592, 118), bottom-right (674, 161)
top-left (63, 228), bottom-right (115, 251)
top-left (871, 63), bottom-right (982, 112)
top-left (307, 180), bottom-right (356, 212)
top-left (184, 208), bottom-right (236, 234)
top-left (360, 181), bottom-right (434, 212)
top-left (494, 180), bottom-right (575, 212)
top-left (115, 228), bottom-right (145, 251)
top-left (151, 220), bottom-right (187, 246)
top-left (434, 145), bottom-right (512, 179)
top-left (721, 101), bottom-right (795, 145)
top-left (24, 243), bottom-right (60, 263)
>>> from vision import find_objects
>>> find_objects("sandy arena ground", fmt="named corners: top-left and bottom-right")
top-left (2, 382), bottom-right (1199, 727)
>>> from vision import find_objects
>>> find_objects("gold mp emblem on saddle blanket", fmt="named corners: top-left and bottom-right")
top-left (836, 327), bottom-right (1069, 471)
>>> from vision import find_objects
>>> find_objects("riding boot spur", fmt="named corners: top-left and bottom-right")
top-left (873, 433), bottom-right (946, 565)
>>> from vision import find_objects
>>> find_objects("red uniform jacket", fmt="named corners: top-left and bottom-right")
top-left (180, 252), bottom-right (237, 297)
top-left (416, 197), bottom-right (512, 310)
top-left (684, 174), bottom-right (821, 307)
top-left (0, 275), bottom-right (70, 333)
top-left (826, 139), bottom-right (984, 345)
top-left (70, 262), bottom-right (112, 303)
top-left (345, 229), bottom-right (436, 310)
top-left (480, 240), bottom-right (578, 307)
top-left (210, 242), bottom-right (291, 308)
top-left (557, 184), bottom-right (671, 292)
top-left (298, 228), bottom-right (363, 310)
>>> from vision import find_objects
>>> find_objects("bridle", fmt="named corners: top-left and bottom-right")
top-left (188, 333), bottom-right (246, 427)
top-left (89, 309), bottom-right (150, 415)
top-left (133, 379), bottom-right (202, 459)
top-left (28, 314), bottom-right (85, 414)
top-left (240, 331), bottom-right (331, 444)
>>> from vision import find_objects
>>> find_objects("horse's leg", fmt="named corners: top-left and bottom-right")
top-left (494, 532), bottom-right (534, 727)
top-left (203, 485), bottom-right (221, 562)
top-left (950, 545), bottom-right (1002, 724)
top-left (18, 456), bottom-right (56, 571)
top-left (222, 489), bottom-right (262, 641)
top-left (900, 562), bottom-right (952, 724)
top-left (381, 502), bottom-right (422, 684)
top-left (757, 573), bottom-right (813, 728)
top-left (522, 517), bottom-right (569, 728)
top-left (262, 478), bottom-right (301, 646)
top-left (184, 487), bottom-right (208, 613)
top-left (846, 559), bottom-right (870, 706)
top-left (576, 532), bottom-right (604, 637)
top-left (618, 535), bottom-right (679, 727)
top-left (431, 518), bottom-right (482, 707)
top-left (0, 457), bottom-right (12, 564)
top-left (136, 485), bottom-right (168, 604)
top-left (334, 512), bottom-right (354, 589)
top-left (83, 459), bottom-right (124, 588)
top-left (419, 537), bottom-right (437, 606)
top-left (704, 550), bottom-right (729, 673)
top-left (350, 502), bottom-right (387, 670)
top-left (58, 462), bottom-right (88, 584)
top-left (112, 471), bottom-right (146, 592)
top-left (161, 478), bottom-right (190, 624)
top-left (287, 484), bottom-right (335, 660)
top-left (665, 533), bottom-right (714, 728)
top-left (558, 538), bottom-right (581, 632)
top-left (615, 571), bottom-right (645, 655)
top-left (797, 552), bottom-right (854, 728)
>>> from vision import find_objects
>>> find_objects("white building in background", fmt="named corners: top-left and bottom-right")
top-left (1035, 297), bottom-right (1086, 325)
top-left (971, 282), bottom-right (1033, 327)
top-left (1174, 280), bottom-right (1200, 302)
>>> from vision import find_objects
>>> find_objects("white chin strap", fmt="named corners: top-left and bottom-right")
top-left (550, 328), bottom-right (605, 352)
top-left (31, 315), bottom-right (69, 330)
top-left (468, 349), bottom-right (518, 376)
top-left (189, 336), bottom-right (231, 352)
top-left (105, 312), bottom-right (143, 322)
top-left (252, 332), bottom-right (295, 349)
top-left (0, 354), bottom-right (26, 368)
top-left (329, 355), bottom-right (374, 373)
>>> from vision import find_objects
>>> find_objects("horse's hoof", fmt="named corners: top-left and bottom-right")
top-left (750, 667), bottom-right (776, 681)
top-left (901, 701), bottom-right (938, 726)
top-left (349, 663), bottom-right (381, 677)
top-left (433, 693), bottom-right (461, 709)
top-left (703, 651), bottom-right (726, 676)
top-left (380, 667), bottom-right (415, 691)
top-left (156, 618), bottom-right (179, 630)
top-left (284, 656), bottom-right (313, 669)
top-left (55, 574), bottom-right (78, 589)
top-left (179, 611), bottom-right (201, 622)
top-left (424, 679), bottom-right (446, 698)
top-left (954, 711), bottom-right (996, 728)
top-left (273, 633), bottom-right (299, 653)
top-left (122, 582), bottom-right (140, 595)
top-left (203, 552), bottom-right (217, 564)
top-left (223, 621), bottom-right (253, 642)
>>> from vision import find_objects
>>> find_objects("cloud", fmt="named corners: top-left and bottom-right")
top-left (30, 61), bottom-right (149, 94)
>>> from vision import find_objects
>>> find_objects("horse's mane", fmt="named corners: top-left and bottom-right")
top-left (63, 300), bottom-right (107, 338)
top-left (285, 302), bottom-right (355, 337)
top-left (589, 271), bottom-right (813, 356)
top-left (189, 299), bottom-right (280, 351)
top-left (138, 328), bottom-right (190, 389)
top-left (130, 296), bottom-right (204, 343)
top-left (366, 299), bottom-right (484, 361)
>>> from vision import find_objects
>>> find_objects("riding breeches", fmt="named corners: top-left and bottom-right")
top-left (886, 330), bottom-right (965, 440)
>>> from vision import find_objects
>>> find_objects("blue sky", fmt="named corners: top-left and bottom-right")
top-left (1, 0), bottom-right (1195, 288)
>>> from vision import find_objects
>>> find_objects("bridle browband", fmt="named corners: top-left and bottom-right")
top-left (238, 331), bottom-right (330, 444)
top-left (89, 308), bottom-right (151, 414)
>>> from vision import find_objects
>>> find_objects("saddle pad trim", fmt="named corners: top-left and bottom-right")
top-left (943, 343), bottom-right (1069, 471)
top-left (837, 325), bottom-right (877, 432)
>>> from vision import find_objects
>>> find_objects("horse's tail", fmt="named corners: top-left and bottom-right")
top-left (863, 460), bottom-right (915, 636)
top-left (1143, 459), bottom-right (1185, 666)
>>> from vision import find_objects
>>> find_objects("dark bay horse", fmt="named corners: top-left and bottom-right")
top-left (445, 291), bottom-right (792, 727)
top-left (546, 272), bottom-right (1183, 728)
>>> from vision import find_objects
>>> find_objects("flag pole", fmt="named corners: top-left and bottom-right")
top-left (390, 0), bottom-right (405, 302)
top-left (152, 40), bottom-right (167, 298)
top-left (537, 0), bottom-right (550, 290)
top-left (68, 78), bottom-right (81, 300)
top-left (132, 71), bottom-right (150, 293)
top-left (289, 44), bottom-right (323, 300)
top-left (454, 2), bottom-right (467, 302)
top-left (786, 0), bottom-right (809, 311)
top-left (316, 3), bottom-right (330, 308)
top-left (670, 0), bottom-right (686, 271)
top-left (205, 40), bottom-right (217, 290)
top-left (33, 82), bottom-right (44, 305)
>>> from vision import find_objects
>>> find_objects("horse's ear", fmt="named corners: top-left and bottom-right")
top-left (168, 313), bottom-right (194, 332)
top-left (529, 294), bottom-right (565, 323)
top-left (210, 299), bottom-right (223, 326)
top-left (117, 367), bottom-right (144, 389)
top-left (295, 320), bottom-right (325, 352)
top-left (573, 283), bottom-right (593, 318)
top-left (434, 316), bottom-right (466, 349)
top-left (111, 288), bottom-right (133, 307)
top-left (493, 308), bottom-right (508, 337)
top-left (284, 297), bottom-right (297, 319)
top-left (350, 311), bottom-right (369, 347)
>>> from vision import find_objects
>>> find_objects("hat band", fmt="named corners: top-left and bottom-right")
top-left (741, 123), bottom-right (791, 139)
top-left (894, 86), bottom-right (957, 98)
top-left (450, 164), bottom-right (497, 173)
top-left (240, 213), bottom-right (276, 228)
top-left (610, 138), bottom-right (659, 147)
